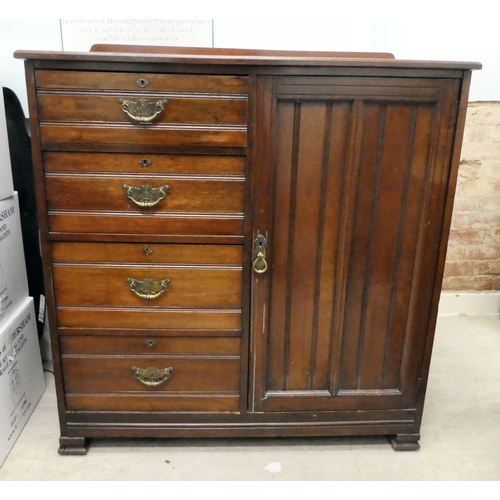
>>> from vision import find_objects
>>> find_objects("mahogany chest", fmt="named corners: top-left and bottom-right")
top-left (14, 45), bottom-right (480, 453)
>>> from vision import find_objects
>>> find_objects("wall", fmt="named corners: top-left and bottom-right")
top-left (0, 19), bottom-right (61, 112)
top-left (0, 18), bottom-right (498, 292)
top-left (443, 103), bottom-right (500, 291)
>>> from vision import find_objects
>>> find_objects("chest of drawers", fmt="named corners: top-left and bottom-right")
top-left (15, 45), bottom-right (480, 454)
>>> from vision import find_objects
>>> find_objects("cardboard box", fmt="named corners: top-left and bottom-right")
top-left (0, 82), bottom-right (14, 201)
top-left (0, 296), bottom-right (45, 467)
top-left (0, 193), bottom-right (29, 327)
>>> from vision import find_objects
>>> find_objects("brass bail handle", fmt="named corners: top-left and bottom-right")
top-left (123, 184), bottom-right (169, 208)
top-left (119, 97), bottom-right (167, 123)
top-left (132, 366), bottom-right (173, 387)
top-left (127, 277), bottom-right (170, 300)
top-left (253, 232), bottom-right (268, 274)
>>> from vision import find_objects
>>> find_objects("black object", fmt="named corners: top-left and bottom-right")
top-left (2, 87), bottom-right (45, 339)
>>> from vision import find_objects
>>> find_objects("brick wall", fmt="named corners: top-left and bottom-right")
top-left (443, 102), bottom-right (500, 291)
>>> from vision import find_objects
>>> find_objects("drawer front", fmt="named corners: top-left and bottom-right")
top-left (36, 71), bottom-right (248, 148)
top-left (52, 242), bottom-right (243, 331)
top-left (43, 152), bottom-right (246, 176)
top-left (44, 174), bottom-right (245, 214)
top-left (35, 70), bottom-right (249, 94)
top-left (44, 153), bottom-right (245, 237)
top-left (61, 334), bottom-right (241, 412)
top-left (62, 354), bottom-right (240, 412)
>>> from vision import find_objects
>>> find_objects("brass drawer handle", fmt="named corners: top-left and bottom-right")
top-left (119, 97), bottom-right (167, 122)
top-left (123, 184), bottom-right (169, 208)
top-left (132, 366), bottom-right (173, 387)
top-left (127, 277), bottom-right (170, 300)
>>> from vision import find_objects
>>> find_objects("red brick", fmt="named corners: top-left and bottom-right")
top-left (445, 245), bottom-right (499, 261)
top-left (442, 276), bottom-right (499, 291)
top-left (447, 228), bottom-right (483, 245)
top-left (451, 213), bottom-right (500, 229)
top-left (475, 260), bottom-right (500, 275)
top-left (443, 260), bottom-right (475, 277)
top-left (457, 160), bottom-right (482, 180)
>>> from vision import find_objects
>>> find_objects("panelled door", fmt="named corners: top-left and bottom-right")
top-left (250, 75), bottom-right (459, 412)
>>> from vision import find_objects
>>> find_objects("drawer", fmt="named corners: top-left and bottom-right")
top-left (62, 355), bottom-right (240, 412)
top-left (35, 70), bottom-right (249, 94)
top-left (44, 174), bottom-right (245, 214)
top-left (36, 70), bottom-right (248, 148)
top-left (45, 166), bottom-right (245, 238)
top-left (43, 152), bottom-right (246, 176)
top-left (61, 335), bottom-right (241, 412)
top-left (52, 242), bottom-right (243, 331)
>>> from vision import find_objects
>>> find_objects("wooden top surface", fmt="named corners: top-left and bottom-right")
top-left (14, 44), bottom-right (482, 70)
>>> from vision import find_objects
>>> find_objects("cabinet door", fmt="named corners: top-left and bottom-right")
top-left (250, 75), bottom-right (459, 412)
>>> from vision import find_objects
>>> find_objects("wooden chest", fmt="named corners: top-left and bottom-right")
top-left (15, 45), bottom-right (480, 453)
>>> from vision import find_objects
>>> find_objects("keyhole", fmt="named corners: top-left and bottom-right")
top-left (143, 245), bottom-right (153, 255)
top-left (146, 339), bottom-right (156, 348)
top-left (139, 158), bottom-right (152, 167)
top-left (136, 78), bottom-right (149, 88)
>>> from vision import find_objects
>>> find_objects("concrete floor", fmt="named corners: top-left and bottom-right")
top-left (0, 314), bottom-right (499, 481)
